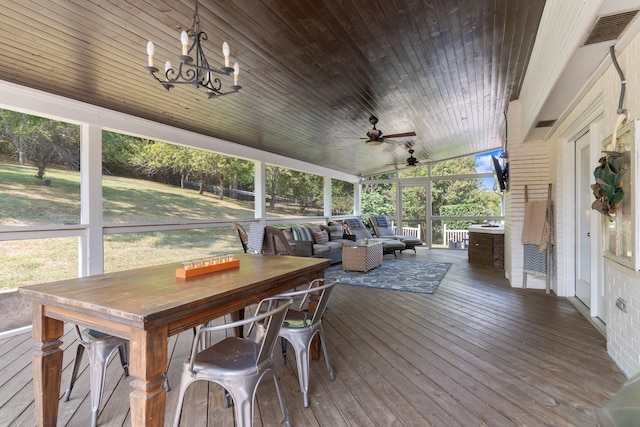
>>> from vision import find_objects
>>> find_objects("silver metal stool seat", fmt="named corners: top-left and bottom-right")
top-left (277, 279), bottom-right (337, 407)
top-left (63, 326), bottom-right (129, 427)
top-left (173, 296), bottom-right (293, 427)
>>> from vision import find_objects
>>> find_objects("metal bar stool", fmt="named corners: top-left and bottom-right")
top-left (63, 326), bottom-right (129, 427)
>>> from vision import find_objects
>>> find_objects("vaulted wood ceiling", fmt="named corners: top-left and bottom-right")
top-left (0, 0), bottom-right (547, 177)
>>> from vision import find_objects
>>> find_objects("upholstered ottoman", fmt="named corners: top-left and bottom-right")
top-left (342, 241), bottom-right (383, 272)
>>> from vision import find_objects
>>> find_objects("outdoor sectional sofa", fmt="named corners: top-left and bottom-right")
top-left (281, 223), bottom-right (353, 264)
top-left (279, 219), bottom-right (409, 263)
top-left (281, 218), bottom-right (421, 264)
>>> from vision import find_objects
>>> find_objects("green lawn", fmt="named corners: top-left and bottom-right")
top-left (0, 161), bottom-right (297, 291)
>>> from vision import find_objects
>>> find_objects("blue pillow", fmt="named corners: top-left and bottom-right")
top-left (374, 215), bottom-right (389, 228)
top-left (292, 226), bottom-right (313, 241)
top-left (344, 218), bottom-right (363, 231)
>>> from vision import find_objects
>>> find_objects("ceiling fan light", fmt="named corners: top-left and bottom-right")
top-left (367, 129), bottom-right (381, 139)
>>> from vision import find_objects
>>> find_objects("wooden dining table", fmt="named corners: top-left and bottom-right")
top-left (19, 253), bottom-right (330, 427)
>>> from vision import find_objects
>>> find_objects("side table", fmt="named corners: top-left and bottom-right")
top-left (342, 240), bottom-right (383, 272)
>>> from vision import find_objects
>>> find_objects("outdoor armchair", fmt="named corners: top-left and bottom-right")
top-left (343, 218), bottom-right (406, 257)
top-left (369, 215), bottom-right (422, 253)
top-left (232, 223), bottom-right (250, 253)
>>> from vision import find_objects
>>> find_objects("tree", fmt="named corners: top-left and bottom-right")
top-left (331, 179), bottom-right (354, 215)
top-left (102, 131), bottom-right (145, 175)
top-left (287, 170), bottom-right (323, 214)
top-left (205, 154), bottom-right (253, 200)
top-left (361, 175), bottom-right (396, 216)
top-left (266, 165), bottom-right (288, 209)
top-left (0, 109), bottom-right (79, 178)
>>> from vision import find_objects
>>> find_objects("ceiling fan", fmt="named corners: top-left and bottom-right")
top-left (362, 115), bottom-right (416, 146)
top-left (406, 149), bottom-right (420, 166)
top-left (385, 146), bottom-right (426, 170)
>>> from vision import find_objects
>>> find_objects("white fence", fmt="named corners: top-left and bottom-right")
top-left (390, 222), bottom-right (421, 239)
top-left (443, 224), bottom-right (468, 248)
top-left (389, 222), bottom-right (469, 248)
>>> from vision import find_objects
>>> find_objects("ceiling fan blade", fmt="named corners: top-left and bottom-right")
top-left (384, 131), bottom-right (417, 139)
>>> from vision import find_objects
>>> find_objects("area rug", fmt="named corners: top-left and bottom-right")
top-left (325, 259), bottom-right (451, 294)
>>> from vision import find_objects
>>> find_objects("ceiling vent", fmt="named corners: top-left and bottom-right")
top-left (536, 119), bottom-right (556, 128)
top-left (583, 9), bottom-right (640, 46)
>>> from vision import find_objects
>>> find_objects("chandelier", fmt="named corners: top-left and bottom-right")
top-left (144, 1), bottom-right (242, 98)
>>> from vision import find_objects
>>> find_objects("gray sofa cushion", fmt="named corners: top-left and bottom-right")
top-left (323, 241), bottom-right (342, 251)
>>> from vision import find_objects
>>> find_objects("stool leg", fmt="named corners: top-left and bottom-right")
top-left (281, 337), bottom-right (288, 365)
top-left (63, 344), bottom-right (86, 402)
top-left (118, 343), bottom-right (129, 376)
top-left (88, 341), bottom-right (119, 427)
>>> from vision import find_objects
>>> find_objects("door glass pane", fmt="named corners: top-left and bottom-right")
top-left (402, 186), bottom-right (425, 242)
top-left (578, 144), bottom-right (591, 282)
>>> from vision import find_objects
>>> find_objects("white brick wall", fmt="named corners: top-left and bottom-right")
top-left (605, 260), bottom-right (640, 376)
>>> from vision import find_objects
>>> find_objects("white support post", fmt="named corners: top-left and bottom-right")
top-left (324, 176), bottom-right (332, 218)
top-left (79, 124), bottom-right (104, 276)
top-left (254, 161), bottom-right (266, 221)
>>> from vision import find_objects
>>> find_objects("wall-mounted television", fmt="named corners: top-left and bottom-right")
top-left (492, 155), bottom-right (509, 192)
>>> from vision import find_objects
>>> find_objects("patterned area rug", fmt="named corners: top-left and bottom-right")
top-left (325, 259), bottom-right (451, 294)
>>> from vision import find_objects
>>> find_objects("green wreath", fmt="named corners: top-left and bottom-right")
top-left (591, 151), bottom-right (626, 219)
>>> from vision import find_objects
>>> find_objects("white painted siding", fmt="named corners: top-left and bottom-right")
top-left (505, 100), bottom-right (551, 290)
top-left (524, 29), bottom-right (640, 377)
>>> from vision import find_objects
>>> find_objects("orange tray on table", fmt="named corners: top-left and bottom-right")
top-left (176, 259), bottom-right (240, 279)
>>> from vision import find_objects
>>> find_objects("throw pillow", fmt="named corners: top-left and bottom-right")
top-left (323, 223), bottom-right (343, 240)
top-left (344, 218), bottom-right (363, 231)
top-left (307, 224), bottom-right (322, 234)
top-left (374, 215), bottom-right (389, 228)
top-left (292, 226), bottom-right (313, 241)
top-left (313, 230), bottom-right (329, 244)
top-left (282, 229), bottom-right (294, 242)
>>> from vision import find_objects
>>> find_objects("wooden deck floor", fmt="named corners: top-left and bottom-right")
top-left (0, 249), bottom-right (626, 426)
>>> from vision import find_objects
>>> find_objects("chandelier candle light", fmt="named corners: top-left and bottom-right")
top-left (145, 0), bottom-right (242, 98)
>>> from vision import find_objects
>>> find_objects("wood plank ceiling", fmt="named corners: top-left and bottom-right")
top-left (0, 0), bottom-right (546, 177)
